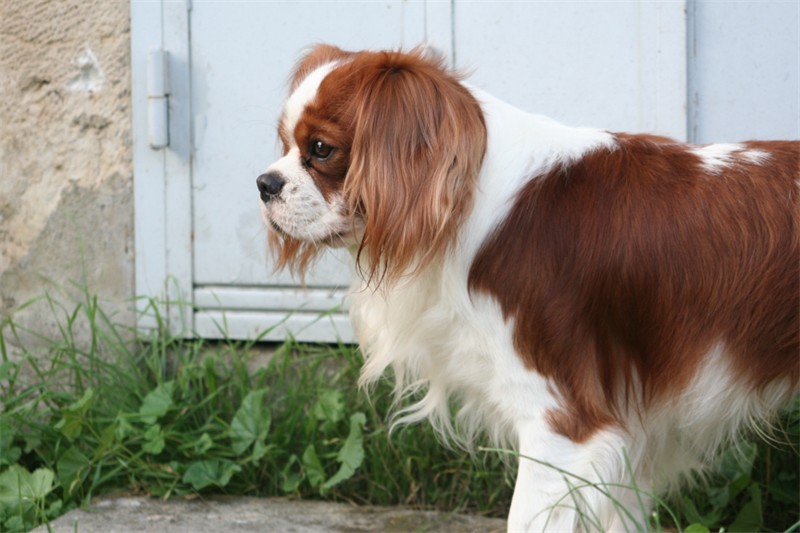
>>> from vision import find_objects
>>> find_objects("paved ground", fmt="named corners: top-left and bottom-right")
top-left (34, 496), bottom-right (507, 533)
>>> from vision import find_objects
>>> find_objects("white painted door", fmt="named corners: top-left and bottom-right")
top-left (133, 1), bottom-right (448, 342)
top-left (132, 1), bottom-right (797, 342)
top-left (188, 2), bottom-right (443, 341)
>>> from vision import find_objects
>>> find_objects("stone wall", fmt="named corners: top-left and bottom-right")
top-left (0, 0), bottom-right (133, 345)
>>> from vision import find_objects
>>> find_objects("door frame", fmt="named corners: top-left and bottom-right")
top-left (131, 0), bottom-right (193, 337)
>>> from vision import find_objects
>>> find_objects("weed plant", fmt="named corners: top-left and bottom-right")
top-left (0, 291), bottom-right (797, 532)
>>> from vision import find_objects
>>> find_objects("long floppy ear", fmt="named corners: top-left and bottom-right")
top-left (344, 49), bottom-right (487, 286)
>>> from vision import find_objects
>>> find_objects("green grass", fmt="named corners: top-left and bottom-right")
top-left (0, 290), bottom-right (797, 532)
top-left (0, 291), bottom-right (510, 532)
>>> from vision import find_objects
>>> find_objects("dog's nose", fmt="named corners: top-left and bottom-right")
top-left (256, 172), bottom-right (285, 202)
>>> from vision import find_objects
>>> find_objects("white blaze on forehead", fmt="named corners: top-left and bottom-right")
top-left (282, 62), bottom-right (339, 137)
top-left (267, 146), bottom-right (305, 177)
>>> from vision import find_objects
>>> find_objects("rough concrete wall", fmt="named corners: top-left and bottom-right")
top-left (0, 0), bottom-right (133, 346)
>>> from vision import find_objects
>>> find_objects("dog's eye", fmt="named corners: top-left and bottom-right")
top-left (310, 140), bottom-right (334, 161)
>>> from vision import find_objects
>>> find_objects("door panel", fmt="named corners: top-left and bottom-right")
top-left (133, 1), bottom-right (797, 342)
top-left (689, 0), bottom-right (799, 143)
top-left (454, 1), bottom-right (686, 138)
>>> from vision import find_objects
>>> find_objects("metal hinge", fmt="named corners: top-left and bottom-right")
top-left (147, 48), bottom-right (169, 149)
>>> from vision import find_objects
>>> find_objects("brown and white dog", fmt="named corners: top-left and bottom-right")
top-left (257, 45), bottom-right (799, 531)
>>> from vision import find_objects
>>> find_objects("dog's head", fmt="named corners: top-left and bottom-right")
top-left (257, 45), bottom-right (487, 285)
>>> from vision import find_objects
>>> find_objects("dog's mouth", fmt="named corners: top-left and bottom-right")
top-left (269, 219), bottom-right (352, 247)
top-left (320, 228), bottom-right (353, 247)
top-left (269, 220), bottom-right (288, 238)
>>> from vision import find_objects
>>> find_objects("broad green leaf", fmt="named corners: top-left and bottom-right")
top-left (139, 381), bottom-right (175, 424)
top-left (67, 388), bottom-right (95, 412)
top-left (95, 424), bottom-right (118, 457)
top-left (46, 499), bottom-right (63, 519)
top-left (679, 496), bottom-right (702, 525)
top-left (727, 473), bottom-right (751, 501)
top-left (193, 433), bottom-right (213, 455)
top-left (727, 483), bottom-right (763, 532)
top-left (27, 469), bottom-right (55, 499)
top-left (248, 439), bottom-right (272, 464)
top-left (114, 415), bottom-right (133, 441)
top-left (3, 515), bottom-right (24, 532)
top-left (680, 495), bottom-right (721, 528)
top-left (0, 419), bottom-right (21, 467)
top-left (142, 425), bottom-right (165, 455)
top-left (302, 445), bottom-right (325, 488)
top-left (312, 390), bottom-right (345, 424)
top-left (719, 442), bottom-right (756, 480)
top-left (21, 433), bottom-right (40, 455)
top-left (280, 455), bottom-right (301, 493)
top-left (56, 446), bottom-right (90, 495)
top-left (706, 484), bottom-right (729, 511)
top-left (230, 388), bottom-right (270, 455)
top-left (0, 447), bottom-right (20, 469)
top-left (182, 459), bottom-right (241, 491)
top-left (322, 412), bottom-right (366, 491)
top-left (0, 466), bottom-right (31, 506)
top-left (54, 388), bottom-right (94, 440)
top-left (281, 471), bottom-right (302, 493)
top-left (0, 465), bottom-right (55, 505)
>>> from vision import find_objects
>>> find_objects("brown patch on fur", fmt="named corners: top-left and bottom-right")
top-left (469, 135), bottom-right (800, 442)
top-left (273, 46), bottom-right (487, 287)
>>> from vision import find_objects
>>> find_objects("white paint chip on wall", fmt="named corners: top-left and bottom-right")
top-left (66, 48), bottom-right (105, 93)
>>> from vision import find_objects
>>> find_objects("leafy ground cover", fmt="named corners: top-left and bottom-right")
top-left (0, 292), bottom-right (797, 532)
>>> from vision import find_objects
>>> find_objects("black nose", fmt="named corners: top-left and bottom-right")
top-left (256, 172), bottom-right (285, 202)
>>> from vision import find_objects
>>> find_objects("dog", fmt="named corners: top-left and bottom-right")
top-left (257, 45), bottom-right (799, 531)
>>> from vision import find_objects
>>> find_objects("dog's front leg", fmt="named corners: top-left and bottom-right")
top-left (508, 420), bottom-right (585, 532)
top-left (508, 420), bottom-right (642, 533)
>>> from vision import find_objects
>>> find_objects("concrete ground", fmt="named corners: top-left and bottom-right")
top-left (34, 495), bottom-right (507, 533)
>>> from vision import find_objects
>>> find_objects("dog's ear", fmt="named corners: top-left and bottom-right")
top-left (345, 49), bottom-right (487, 286)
